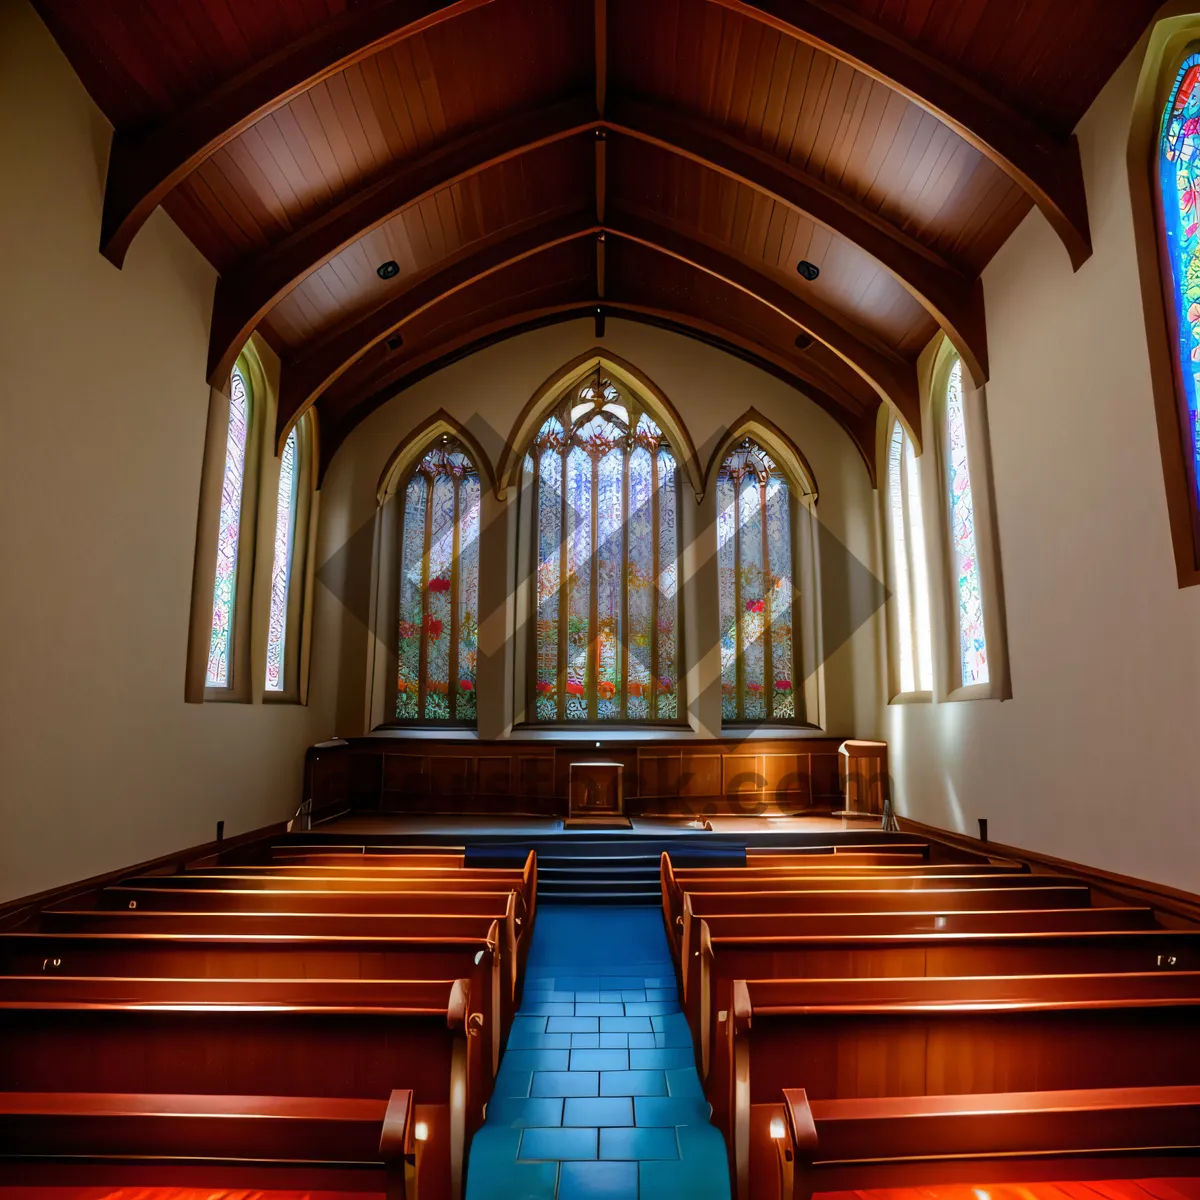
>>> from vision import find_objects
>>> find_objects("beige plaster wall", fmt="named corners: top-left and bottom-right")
top-left (883, 37), bottom-right (1200, 893)
top-left (0, 0), bottom-right (337, 903)
top-left (315, 318), bottom-right (885, 744)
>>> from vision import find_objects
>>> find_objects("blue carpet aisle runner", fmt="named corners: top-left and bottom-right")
top-left (465, 905), bottom-right (732, 1200)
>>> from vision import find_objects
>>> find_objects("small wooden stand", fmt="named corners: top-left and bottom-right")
top-left (834, 740), bottom-right (890, 822)
top-left (568, 761), bottom-right (624, 821)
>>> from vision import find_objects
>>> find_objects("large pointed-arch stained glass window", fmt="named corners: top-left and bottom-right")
top-left (395, 440), bottom-right (481, 724)
top-left (888, 420), bottom-right (933, 694)
top-left (265, 426), bottom-right (299, 692)
top-left (206, 365), bottom-right (250, 687)
top-left (527, 373), bottom-right (681, 723)
top-left (1160, 50), bottom-right (1200, 508)
top-left (717, 439), bottom-right (798, 723)
top-left (945, 358), bottom-right (989, 686)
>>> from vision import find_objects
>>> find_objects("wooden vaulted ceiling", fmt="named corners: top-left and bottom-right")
top-left (34, 0), bottom-right (1159, 478)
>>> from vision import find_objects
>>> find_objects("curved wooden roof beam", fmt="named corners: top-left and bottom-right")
top-left (206, 95), bottom-right (596, 388)
top-left (606, 213), bottom-right (922, 436)
top-left (708, 0), bottom-right (1092, 270)
top-left (275, 212), bottom-right (601, 445)
top-left (320, 296), bottom-right (877, 482)
top-left (606, 96), bottom-right (988, 385)
top-left (99, 0), bottom-right (495, 268)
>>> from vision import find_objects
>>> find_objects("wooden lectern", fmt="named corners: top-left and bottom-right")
top-left (568, 761), bottom-right (624, 819)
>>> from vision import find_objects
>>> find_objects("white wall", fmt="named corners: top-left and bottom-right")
top-left (0, 0), bottom-right (338, 902)
top-left (884, 39), bottom-right (1200, 893)
top-left (316, 319), bottom-right (885, 744)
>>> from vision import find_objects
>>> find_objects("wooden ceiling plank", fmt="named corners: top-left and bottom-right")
top-left (607, 209), bottom-right (919, 433)
top-left (707, 0), bottom-right (1092, 268)
top-left (275, 210), bottom-right (601, 443)
top-left (607, 97), bottom-right (987, 382)
top-left (99, 0), bottom-right (496, 266)
top-left (206, 95), bottom-right (595, 386)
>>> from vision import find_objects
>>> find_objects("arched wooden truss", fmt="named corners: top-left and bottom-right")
top-left (38, 0), bottom-right (1155, 480)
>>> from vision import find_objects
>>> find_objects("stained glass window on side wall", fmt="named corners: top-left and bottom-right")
top-left (945, 359), bottom-right (989, 686)
top-left (716, 438), bottom-right (798, 724)
top-left (1160, 51), bottom-right (1200, 507)
top-left (206, 365), bottom-right (250, 688)
top-left (527, 373), bottom-right (681, 723)
top-left (265, 427), bottom-right (298, 693)
top-left (394, 439), bottom-right (481, 725)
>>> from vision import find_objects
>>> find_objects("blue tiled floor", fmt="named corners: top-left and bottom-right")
top-left (465, 906), bottom-right (731, 1200)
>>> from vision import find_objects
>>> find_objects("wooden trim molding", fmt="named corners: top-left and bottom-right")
top-left (99, 0), bottom-right (496, 267)
top-left (898, 815), bottom-right (1200, 927)
top-left (707, 0), bottom-right (1093, 271)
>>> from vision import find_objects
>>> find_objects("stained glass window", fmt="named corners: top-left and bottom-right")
top-left (206, 365), bottom-right (250, 688)
top-left (717, 439), bottom-right (799, 723)
top-left (395, 439), bottom-right (480, 724)
top-left (888, 421), bottom-right (933, 694)
top-left (527, 373), bottom-right (680, 722)
top-left (945, 359), bottom-right (989, 686)
top-left (265, 426), bottom-right (299, 693)
top-left (1159, 50), bottom-right (1200, 508)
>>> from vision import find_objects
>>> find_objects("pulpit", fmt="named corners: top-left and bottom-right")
top-left (568, 761), bottom-right (624, 820)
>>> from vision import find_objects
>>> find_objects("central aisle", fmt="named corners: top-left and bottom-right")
top-left (466, 905), bottom-right (731, 1200)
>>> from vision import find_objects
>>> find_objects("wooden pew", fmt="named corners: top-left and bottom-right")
top-left (765, 1085), bottom-right (1200, 1200)
top-left (688, 919), bottom-right (1200, 1077)
top-left (720, 972), bottom-right (1200, 1200)
top-left (264, 852), bottom-right (467, 869)
top-left (667, 880), bottom-right (1094, 963)
top-left (0, 1087), bottom-right (418, 1197)
top-left (0, 923), bottom-right (512, 1077)
top-left (0, 975), bottom-right (482, 1200)
top-left (676, 896), bottom-right (1158, 1019)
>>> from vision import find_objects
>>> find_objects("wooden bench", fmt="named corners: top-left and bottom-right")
top-left (688, 920), bottom-right (1200, 1077)
top-left (677, 897), bottom-right (1159, 1000)
top-left (0, 923), bottom-right (513, 1076)
top-left (719, 972), bottom-right (1200, 1200)
top-left (0, 1087), bottom-right (418, 1197)
top-left (272, 848), bottom-right (466, 867)
top-left (763, 1084), bottom-right (1200, 1200)
top-left (0, 974), bottom-right (481, 1200)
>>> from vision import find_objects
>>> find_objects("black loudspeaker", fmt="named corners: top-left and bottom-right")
top-left (216, 820), bottom-right (225, 843)
top-left (977, 818), bottom-right (988, 842)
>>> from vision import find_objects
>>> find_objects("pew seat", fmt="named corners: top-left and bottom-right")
top-left (758, 1085), bottom-right (1200, 1200)
top-left (0, 1088), bottom-right (416, 1197)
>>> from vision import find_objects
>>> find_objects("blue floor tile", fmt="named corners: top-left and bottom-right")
top-left (531, 1070), bottom-right (600, 1097)
top-left (600, 1069), bottom-right (667, 1097)
top-left (639, 1156), bottom-right (730, 1200)
top-left (599, 1016), bottom-right (652, 1032)
top-left (547, 1016), bottom-right (600, 1033)
top-left (629, 1047), bottom-right (696, 1070)
top-left (599, 1125), bottom-right (678, 1160)
top-left (599, 1032), bottom-right (628, 1048)
top-left (575, 1002), bottom-right (625, 1016)
top-left (569, 1047), bottom-right (629, 1071)
top-left (519, 1126), bottom-right (598, 1161)
top-left (557, 1160), bottom-right (638, 1200)
top-left (633, 1096), bottom-right (712, 1126)
top-left (571, 1032), bottom-right (601, 1048)
top-left (486, 1097), bottom-right (565, 1128)
top-left (562, 1095), bottom-right (634, 1127)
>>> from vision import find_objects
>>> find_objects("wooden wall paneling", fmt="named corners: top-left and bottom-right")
top-left (477, 755), bottom-right (514, 795)
top-left (681, 753), bottom-right (723, 801)
top-left (638, 749), bottom-right (683, 799)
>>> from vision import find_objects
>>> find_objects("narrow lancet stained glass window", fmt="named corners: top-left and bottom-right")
top-left (945, 359), bottom-right (989, 685)
top-left (265, 427), bottom-right (298, 692)
top-left (395, 440), bottom-right (480, 724)
top-left (528, 373), bottom-right (680, 722)
top-left (717, 439), bottom-right (797, 723)
top-left (888, 421), bottom-right (933, 694)
top-left (206, 366), bottom-right (250, 687)
top-left (1159, 50), bottom-right (1200, 506)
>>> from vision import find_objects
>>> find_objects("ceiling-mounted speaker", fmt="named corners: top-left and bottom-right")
top-left (377, 260), bottom-right (400, 280)
top-left (386, 334), bottom-right (403, 351)
top-left (794, 332), bottom-right (813, 351)
top-left (796, 260), bottom-right (820, 282)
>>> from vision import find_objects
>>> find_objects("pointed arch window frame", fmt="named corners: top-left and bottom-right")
top-left (892, 335), bottom-right (1010, 705)
top-left (703, 412), bottom-right (824, 731)
top-left (371, 415), bottom-right (495, 731)
top-left (516, 369), bottom-right (687, 727)
top-left (262, 410), bottom-right (319, 705)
